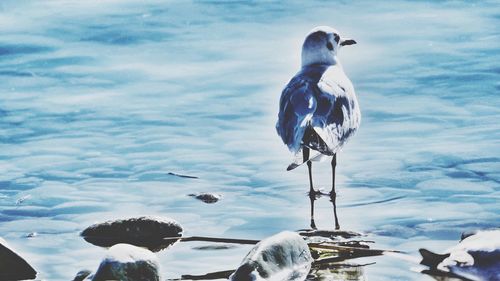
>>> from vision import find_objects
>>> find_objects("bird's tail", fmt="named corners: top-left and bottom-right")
top-left (286, 151), bottom-right (324, 171)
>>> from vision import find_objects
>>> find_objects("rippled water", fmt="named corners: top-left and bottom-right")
top-left (1, 0), bottom-right (499, 280)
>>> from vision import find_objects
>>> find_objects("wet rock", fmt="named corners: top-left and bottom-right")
top-left (420, 229), bottom-right (500, 281)
top-left (73, 269), bottom-right (92, 281)
top-left (92, 244), bottom-right (160, 281)
top-left (460, 229), bottom-right (478, 241)
top-left (229, 231), bottom-right (313, 281)
top-left (25, 232), bottom-right (38, 238)
top-left (0, 237), bottom-right (37, 280)
top-left (81, 216), bottom-right (183, 252)
top-left (188, 192), bottom-right (221, 203)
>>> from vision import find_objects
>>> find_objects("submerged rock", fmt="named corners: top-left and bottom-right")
top-left (420, 229), bottom-right (500, 281)
top-left (81, 216), bottom-right (183, 252)
top-left (92, 244), bottom-right (160, 281)
top-left (229, 231), bottom-right (313, 281)
top-left (188, 193), bottom-right (221, 203)
top-left (25, 232), bottom-right (38, 238)
top-left (0, 237), bottom-right (37, 280)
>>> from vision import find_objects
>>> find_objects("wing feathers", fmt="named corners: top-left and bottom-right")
top-left (276, 78), bottom-right (317, 153)
top-left (277, 64), bottom-right (360, 156)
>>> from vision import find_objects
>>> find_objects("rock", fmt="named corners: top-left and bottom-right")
top-left (188, 193), bottom-right (221, 203)
top-left (81, 216), bottom-right (183, 252)
top-left (73, 269), bottom-right (92, 281)
top-left (25, 232), bottom-right (38, 238)
top-left (420, 229), bottom-right (500, 281)
top-left (229, 231), bottom-right (313, 281)
top-left (92, 244), bottom-right (160, 281)
top-left (461, 229), bottom-right (478, 241)
top-left (0, 237), bottom-right (37, 280)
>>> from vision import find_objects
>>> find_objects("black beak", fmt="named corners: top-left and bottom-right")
top-left (340, 39), bottom-right (357, 46)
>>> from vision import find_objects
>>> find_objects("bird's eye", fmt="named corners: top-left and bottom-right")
top-left (333, 34), bottom-right (340, 43)
top-left (326, 42), bottom-right (334, 51)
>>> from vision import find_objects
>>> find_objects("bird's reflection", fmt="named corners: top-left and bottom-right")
top-left (309, 191), bottom-right (320, 229)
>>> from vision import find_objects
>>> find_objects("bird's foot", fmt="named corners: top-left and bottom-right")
top-left (329, 191), bottom-right (337, 201)
top-left (329, 191), bottom-right (341, 229)
top-left (310, 219), bottom-right (317, 230)
top-left (308, 189), bottom-right (323, 199)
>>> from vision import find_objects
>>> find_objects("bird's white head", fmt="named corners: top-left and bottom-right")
top-left (301, 26), bottom-right (356, 67)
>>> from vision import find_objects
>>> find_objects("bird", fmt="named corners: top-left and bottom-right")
top-left (276, 26), bottom-right (360, 229)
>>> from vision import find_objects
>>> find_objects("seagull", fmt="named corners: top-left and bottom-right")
top-left (276, 26), bottom-right (360, 229)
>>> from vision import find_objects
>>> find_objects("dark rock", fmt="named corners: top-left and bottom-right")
top-left (0, 237), bottom-right (37, 280)
top-left (92, 244), bottom-right (160, 281)
top-left (81, 216), bottom-right (183, 252)
top-left (25, 232), bottom-right (38, 238)
top-left (188, 193), bottom-right (221, 203)
top-left (73, 269), bottom-right (92, 281)
top-left (229, 231), bottom-right (313, 281)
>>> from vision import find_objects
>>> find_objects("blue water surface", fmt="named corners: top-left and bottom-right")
top-left (1, 0), bottom-right (499, 280)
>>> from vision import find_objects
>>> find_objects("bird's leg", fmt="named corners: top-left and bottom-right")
top-left (303, 148), bottom-right (314, 195)
top-left (303, 147), bottom-right (317, 229)
top-left (309, 190), bottom-right (317, 229)
top-left (330, 154), bottom-right (340, 230)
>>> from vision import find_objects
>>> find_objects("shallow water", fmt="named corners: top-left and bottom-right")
top-left (1, 0), bottom-right (499, 280)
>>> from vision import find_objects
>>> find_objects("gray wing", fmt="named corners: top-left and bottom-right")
top-left (276, 75), bottom-right (318, 154)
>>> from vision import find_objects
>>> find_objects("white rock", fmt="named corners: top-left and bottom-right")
top-left (229, 231), bottom-right (313, 281)
top-left (92, 244), bottom-right (160, 281)
top-left (420, 229), bottom-right (500, 281)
